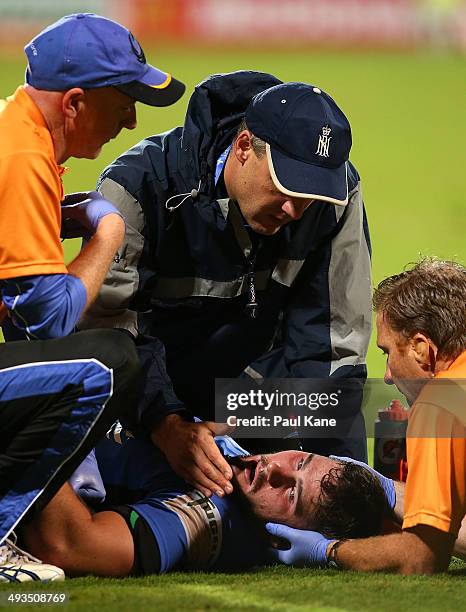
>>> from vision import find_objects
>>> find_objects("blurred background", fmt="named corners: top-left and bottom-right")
top-left (0, 0), bottom-right (465, 380)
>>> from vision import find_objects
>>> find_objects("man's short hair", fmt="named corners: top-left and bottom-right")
top-left (373, 257), bottom-right (466, 360)
top-left (236, 118), bottom-right (267, 158)
top-left (313, 461), bottom-right (392, 539)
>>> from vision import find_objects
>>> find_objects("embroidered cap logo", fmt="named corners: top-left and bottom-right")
top-left (316, 125), bottom-right (332, 158)
top-left (128, 32), bottom-right (146, 64)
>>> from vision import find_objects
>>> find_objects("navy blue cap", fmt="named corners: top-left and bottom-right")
top-left (24, 13), bottom-right (185, 107)
top-left (245, 83), bottom-right (352, 206)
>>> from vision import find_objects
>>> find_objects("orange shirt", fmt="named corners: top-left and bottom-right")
top-left (0, 86), bottom-right (67, 281)
top-left (403, 351), bottom-right (466, 536)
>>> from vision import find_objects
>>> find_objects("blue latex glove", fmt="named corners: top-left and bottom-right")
top-left (330, 455), bottom-right (396, 509)
top-left (69, 449), bottom-right (106, 504)
top-left (266, 522), bottom-right (334, 568)
top-left (61, 191), bottom-right (123, 239)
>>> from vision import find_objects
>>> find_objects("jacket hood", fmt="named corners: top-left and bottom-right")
top-left (179, 71), bottom-right (282, 191)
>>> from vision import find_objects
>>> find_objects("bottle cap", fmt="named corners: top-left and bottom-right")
top-left (378, 399), bottom-right (409, 421)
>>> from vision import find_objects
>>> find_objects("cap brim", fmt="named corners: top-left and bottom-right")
top-left (115, 65), bottom-right (186, 107)
top-left (266, 144), bottom-right (349, 206)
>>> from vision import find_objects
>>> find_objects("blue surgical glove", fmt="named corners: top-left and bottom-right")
top-left (69, 449), bottom-right (106, 504)
top-left (330, 455), bottom-right (396, 509)
top-left (265, 522), bottom-right (334, 568)
top-left (61, 191), bottom-right (123, 238)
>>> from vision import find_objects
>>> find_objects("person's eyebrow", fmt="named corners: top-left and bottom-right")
top-left (295, 453), bottom-right (314, 516)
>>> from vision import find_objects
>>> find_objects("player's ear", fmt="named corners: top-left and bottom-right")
top-left (62, 88), bottom-right (86, 119)
top-left (233, 130), bottom-right (253, 165)
top-left (410, 333), bottom-right (437, 373)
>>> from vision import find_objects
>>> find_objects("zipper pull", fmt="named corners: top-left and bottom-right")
top-left (245, 245), bottom-right (259, 319)
top-left (246, 270), bottom-right (258, 318)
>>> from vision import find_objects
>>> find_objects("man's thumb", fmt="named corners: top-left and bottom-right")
top-left (205, 421), bottom-right (235, 437)
top-left (265, 522), bottom-right (286, 538)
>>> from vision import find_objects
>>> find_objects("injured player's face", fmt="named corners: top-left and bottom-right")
top-left (229, 450), bottom-right (390, 536)
top-left (230, 451), bottom-right (337, 530)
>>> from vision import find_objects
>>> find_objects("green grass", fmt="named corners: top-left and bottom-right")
top-left (1, 48), bottom-right (465, 609)
top-left (1, 562), bottom-right (466, 611)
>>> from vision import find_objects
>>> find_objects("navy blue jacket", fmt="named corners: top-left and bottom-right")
top-left (81, 71), bottom-right (372, 435)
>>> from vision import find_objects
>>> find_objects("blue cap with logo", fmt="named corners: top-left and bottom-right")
top-left (245, 82), bottom-right (352, 206)
top-left (24, 13), bottom-right (185, 107)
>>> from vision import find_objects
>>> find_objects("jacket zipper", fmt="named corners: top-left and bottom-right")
top-left (245, 241), bottom-right (261, 319)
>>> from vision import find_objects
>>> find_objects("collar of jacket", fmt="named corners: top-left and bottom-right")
top-left (177, 71), bottom-right (282, 201)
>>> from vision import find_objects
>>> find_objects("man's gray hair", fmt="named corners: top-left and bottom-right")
top-left (236, 118), bottom-right (267, 158)
top-left (373, 257), bottom-right (466, 359)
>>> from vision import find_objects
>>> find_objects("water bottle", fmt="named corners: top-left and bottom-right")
top-left (374, 400), bottom-right (408, 481)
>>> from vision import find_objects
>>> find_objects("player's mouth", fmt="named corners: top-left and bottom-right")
top-left (229, 455), bottom-right (266, 493)
top-left (247, 460), bottom-right (258, 486)
top-left (247, 456), bottom-right (268, 491)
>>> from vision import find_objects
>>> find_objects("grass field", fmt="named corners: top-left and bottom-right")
top-left (1, 48), bottom-right (465, 610)
top-left (1, 561), bottom-right (466, 611)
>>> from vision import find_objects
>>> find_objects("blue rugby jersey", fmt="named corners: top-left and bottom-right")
top-left (94, 428), bottom-right (267, 572)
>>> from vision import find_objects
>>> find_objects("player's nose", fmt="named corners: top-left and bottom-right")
top-left (266, 462), bottom-right (294, 488)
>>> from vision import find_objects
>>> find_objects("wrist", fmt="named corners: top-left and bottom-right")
top-left (92, 215), bottom-right (125, 247)
top-left (326, 539), bottom-right (345, 570)
top-left (151, 413), bottom-right (183, 448)
top-left (96, 213), bottom-right (125, 233)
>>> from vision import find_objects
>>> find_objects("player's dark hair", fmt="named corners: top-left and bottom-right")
top-left (373, 257), bottom-right (466, 360)
top-left (312, 461), bottom-right (393, 539)
top-left (236, 118), bottom-right (267, 158)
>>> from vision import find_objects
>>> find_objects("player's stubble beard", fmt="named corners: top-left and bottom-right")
top-left (226, 453), bottom-right (269, 506)
top-left (226, 453), bottom-right (273, 542)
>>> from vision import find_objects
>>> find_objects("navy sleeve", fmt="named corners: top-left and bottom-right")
top-left (1, 274), bottom-right (86, 340)
top-left (118, 337), bottom-right (187, 435)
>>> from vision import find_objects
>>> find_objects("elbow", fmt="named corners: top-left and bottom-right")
top-left (400, 526), bottom-right (454, 574)
top-left (8, 309), bottom-right (80, 340)
top-left (400, 554), bottom-right (446, 575)
top-left (33, 327), bottom-right (74, 340)
top-left (36, 542), bottom-right (70, 573)
top-left (28, 321), bottom-right (77, 340)
top-left (23, 529), bottom-right (70, 572)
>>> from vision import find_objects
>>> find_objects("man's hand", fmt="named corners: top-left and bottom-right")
top-left (151, 414), bottom-right (234, 498)
top-left (61, 191), bottom-right (124, 239)
top-left (265, 523), bottom-right (334, 568)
